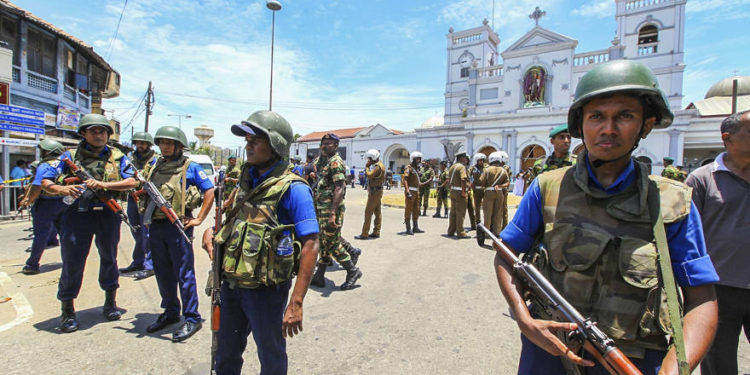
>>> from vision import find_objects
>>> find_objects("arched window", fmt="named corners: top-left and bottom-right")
top-left (638, 25), bottom-right (658, 55)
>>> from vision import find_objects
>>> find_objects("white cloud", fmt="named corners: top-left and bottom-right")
top-left (571, 1), bottom-right (613, 18)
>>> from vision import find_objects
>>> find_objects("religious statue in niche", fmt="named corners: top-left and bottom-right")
top-left (523, 66), bottom-right (546, 107)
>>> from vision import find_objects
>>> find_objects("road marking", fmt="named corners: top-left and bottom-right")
top-left (0, 272), bottom-right (34, 333)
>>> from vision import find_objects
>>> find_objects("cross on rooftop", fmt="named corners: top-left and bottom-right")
top-left (529, 6), bottom-right (546, 26)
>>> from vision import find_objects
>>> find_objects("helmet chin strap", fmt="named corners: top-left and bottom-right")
top-left (585, 121), bottom-right (646, 169)
top-left (251, 155), bottom-right (280, 170)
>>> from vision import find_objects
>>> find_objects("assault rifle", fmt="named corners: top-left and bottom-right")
top-left (61, 157), bottom-right (136, 232)
top-left (479, 224), bottom-right (642, 375)
top-left (125, 161), bottom-right (191, 244)
top-left (209, 169), bottom-right (226, 374)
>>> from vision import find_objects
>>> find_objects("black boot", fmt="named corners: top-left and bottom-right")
top-left (340, 260), bottom-right (362, 291)
top-left (421, 208), bottom-right (427, 216)
top-left (348, 246), bottom-right (362, 266)
top-left (103, 289), bottom-right (122, 321)
top-left (412, 219), bottom-right (424, 233)
top-left (405, 221), bottom-right (413, 235)
top-left (59, 300), bottom-right (78, 333)
top-left (310, 263), bottom-right (326, 287)
top-left (433, 207), bottom-right (442, 218)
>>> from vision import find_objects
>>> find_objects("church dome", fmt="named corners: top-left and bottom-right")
top-left (421, 115), bottom-right (444, 128)
top-left (704, 76), bottom-right (750, 99)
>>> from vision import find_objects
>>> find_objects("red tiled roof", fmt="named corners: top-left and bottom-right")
top-left (297, 126), bottom-right (404, 142)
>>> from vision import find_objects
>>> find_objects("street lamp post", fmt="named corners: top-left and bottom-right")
top-left (267, 0), bottom-right (281, 112)
top-left (167, 114), bottom-right (192, 129)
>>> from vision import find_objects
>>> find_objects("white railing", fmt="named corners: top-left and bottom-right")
top-left (478, 65), bottom-right (504, 78)
top-left (573, 49), bottom-right (610, 66)
top-left (453, 33), bottom-right (481, 45)
top-left (637, 42), bottom-right (658, 55)
top-left (27, 71), bottom-right (57, 93)
top-left (626, 0), bottom-right (668, 10)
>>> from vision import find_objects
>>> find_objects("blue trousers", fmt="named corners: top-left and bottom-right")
top-left (215, 281), bottom-right (291, 375)
top-left (58, 206), bottom-right (121, 301)
top-left (149, 221), bottom-right (200, 323)
top-left (25, 198), bottom-right (65, 269)
top-left (517, 334), bottom-right (665, 375)
top-left (126, 195), bottom-right (152, 270)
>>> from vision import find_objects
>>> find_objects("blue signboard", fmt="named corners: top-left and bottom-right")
top-left (0, 123), bottom-right (45, 134)
top-left (0, 103), bottom-right (47, 135)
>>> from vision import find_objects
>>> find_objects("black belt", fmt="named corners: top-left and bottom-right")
top-left (369, 186), bottom-right (383, 191)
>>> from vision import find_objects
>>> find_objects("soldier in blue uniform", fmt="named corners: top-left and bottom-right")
top-left (39, 114), bottom-right (138, 333)
top-left (20, 139), bottom-right (67, 275)
top-left (119, 131), bottom-right (158, 280)
top-left (141, 126), bottom-right (215, 342)
top-left (202, 110), bottom-right (319, 374)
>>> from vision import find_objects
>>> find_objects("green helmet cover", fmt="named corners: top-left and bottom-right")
top-left (132, 131), bottom-right (154, 145)
top-left (228, 154), bottom-right (237, 159)
top-left (78, 113), bottom-right (113, 134)
top-left (154, 126), bottom-right (188, 147)
top-left (38, 139), bottom-right (65, 156)
top-left (567, 60), bottom-right (673, 138)
top-left (549, 124), bottom-right (569, 138)
top-left (241, 111), bottom-right (294, 159)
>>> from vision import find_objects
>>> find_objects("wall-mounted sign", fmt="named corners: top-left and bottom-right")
top-left (0, 103), bottom-right (45, 134)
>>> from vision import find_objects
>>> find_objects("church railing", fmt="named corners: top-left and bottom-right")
top-left (637, 42), bottom-right (658, 56)
top-left (478, 65), bottom-right (504, 78)
top-left (626, 0), bottom-right (668, 11)
top-left (573, 50), bottom-right (610, 67)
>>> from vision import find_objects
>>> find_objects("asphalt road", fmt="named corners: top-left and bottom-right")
top-left (0, 187), bottom-right (747, 375)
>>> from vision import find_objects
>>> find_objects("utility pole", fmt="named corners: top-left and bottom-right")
top-left (144, 81), bottom-right (153, 132)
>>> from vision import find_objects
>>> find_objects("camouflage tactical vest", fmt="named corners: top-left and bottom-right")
top-left (39, 156), bottom-right (62, 198)
top-left (64, 143), bottom-right (126, 199)
top-left (531, 153), bottom-right (576, 180)
top-left (536, 154), bottom-right (691, 358)
top-left (140, 155), bottom-right (202, 220)
top-left (215, 162), bottom-right (306, 288)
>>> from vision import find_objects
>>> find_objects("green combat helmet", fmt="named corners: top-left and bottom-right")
top-left (132, 131), bottom-right (154, 145)
top-left (78, 113), bottom-right (114, 134)
top-left (567, 60), bottom-right (673, 138)
top-left (231, 111), bottom-right (293, 159)
top-left (38, 139), bottom-right (66, 156)
top-left (154, 126), bottom-right (188, 147)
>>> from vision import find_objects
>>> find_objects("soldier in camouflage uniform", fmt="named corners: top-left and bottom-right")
top-left (661, 156), bottom-right (686, 182)
top-left (493, 60), bottom-right (718, 374)
top-left (528, 124), bottom-right (577, 181)
top-left (309, 133), bottom-right (362, 290)
top-left (419, 159), bottom-right (435, 216)
top-left (224, 154), bottom-right (241, 199)
top-left (433, 161), bottom-right (449, 218)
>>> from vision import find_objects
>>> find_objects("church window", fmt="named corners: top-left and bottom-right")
top-left (460, 67), bottom-right (469, 78)
top-left (637, 25), bottom-right (658, 55)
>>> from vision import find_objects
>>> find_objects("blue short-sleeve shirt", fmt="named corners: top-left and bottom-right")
top-left (184, 162), bottom-right (214, 192)
top-left (248, 161), bottom-right (319, 238)
top-left (500, 157), bottom-right (718, 287)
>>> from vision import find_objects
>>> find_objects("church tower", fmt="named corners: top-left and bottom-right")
top-left (614, 0), bottom-right (687, 108)
top-left (444, 19), bottom-right (500, 126)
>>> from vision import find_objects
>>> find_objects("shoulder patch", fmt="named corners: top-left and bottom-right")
top-left (198, 170), bottom-right (208, 180)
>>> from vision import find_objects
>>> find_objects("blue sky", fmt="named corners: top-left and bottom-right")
top-left (13, 0), bottom-right (750, 148)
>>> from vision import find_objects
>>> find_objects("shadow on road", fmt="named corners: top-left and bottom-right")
top-left (111, 312), bottom-right (175, 341)
top-left (32, 305), bottom-right (130, 334)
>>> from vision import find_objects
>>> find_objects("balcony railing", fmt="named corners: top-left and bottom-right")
top-left (478, 65), bottom-right (504, 78)
top-left (27, 71), bottom-right (57, 94)
top-left (637, 42), bottom-right (658, 55)
top-left (453, 33), bottom-right (481, 45)
top-left (573, 49), bottom-right (610, 66)
top-left (626, 0), bottom-right (667, 10)
top-left (78, 92), bottom-right (90, 109)
top-left (63, 85), bottom-right (76, 102)
top-left (12, 66), bottom-right (20, 83)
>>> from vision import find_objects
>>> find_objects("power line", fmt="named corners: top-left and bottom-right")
top-left (104, 0), bottom-right (128, 60)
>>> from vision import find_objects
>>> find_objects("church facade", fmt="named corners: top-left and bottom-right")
top-left (293, 0), bottom-right (724, 176)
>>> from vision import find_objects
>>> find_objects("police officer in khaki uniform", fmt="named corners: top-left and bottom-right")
top-left (469, 153), bottom-right (486, 228)
top-left (498, 151), bottom-right (512, 229)
top-left (476, 151), bottom-right (509, 246)
top-left (446, 151), bottom-right (470, 238)
top-left (355, 149), bottom-right (385, 239)
top-left (402, 151), bottom-right (424, 235)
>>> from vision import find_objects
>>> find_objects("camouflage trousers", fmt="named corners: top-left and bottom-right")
top-left (420, 187), bottom-right (431, 211)
top-left (317, 204), bottom-right (351, 264)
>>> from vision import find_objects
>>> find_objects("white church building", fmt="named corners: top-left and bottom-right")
top-left (292, 0), bottom-right (738, 176)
